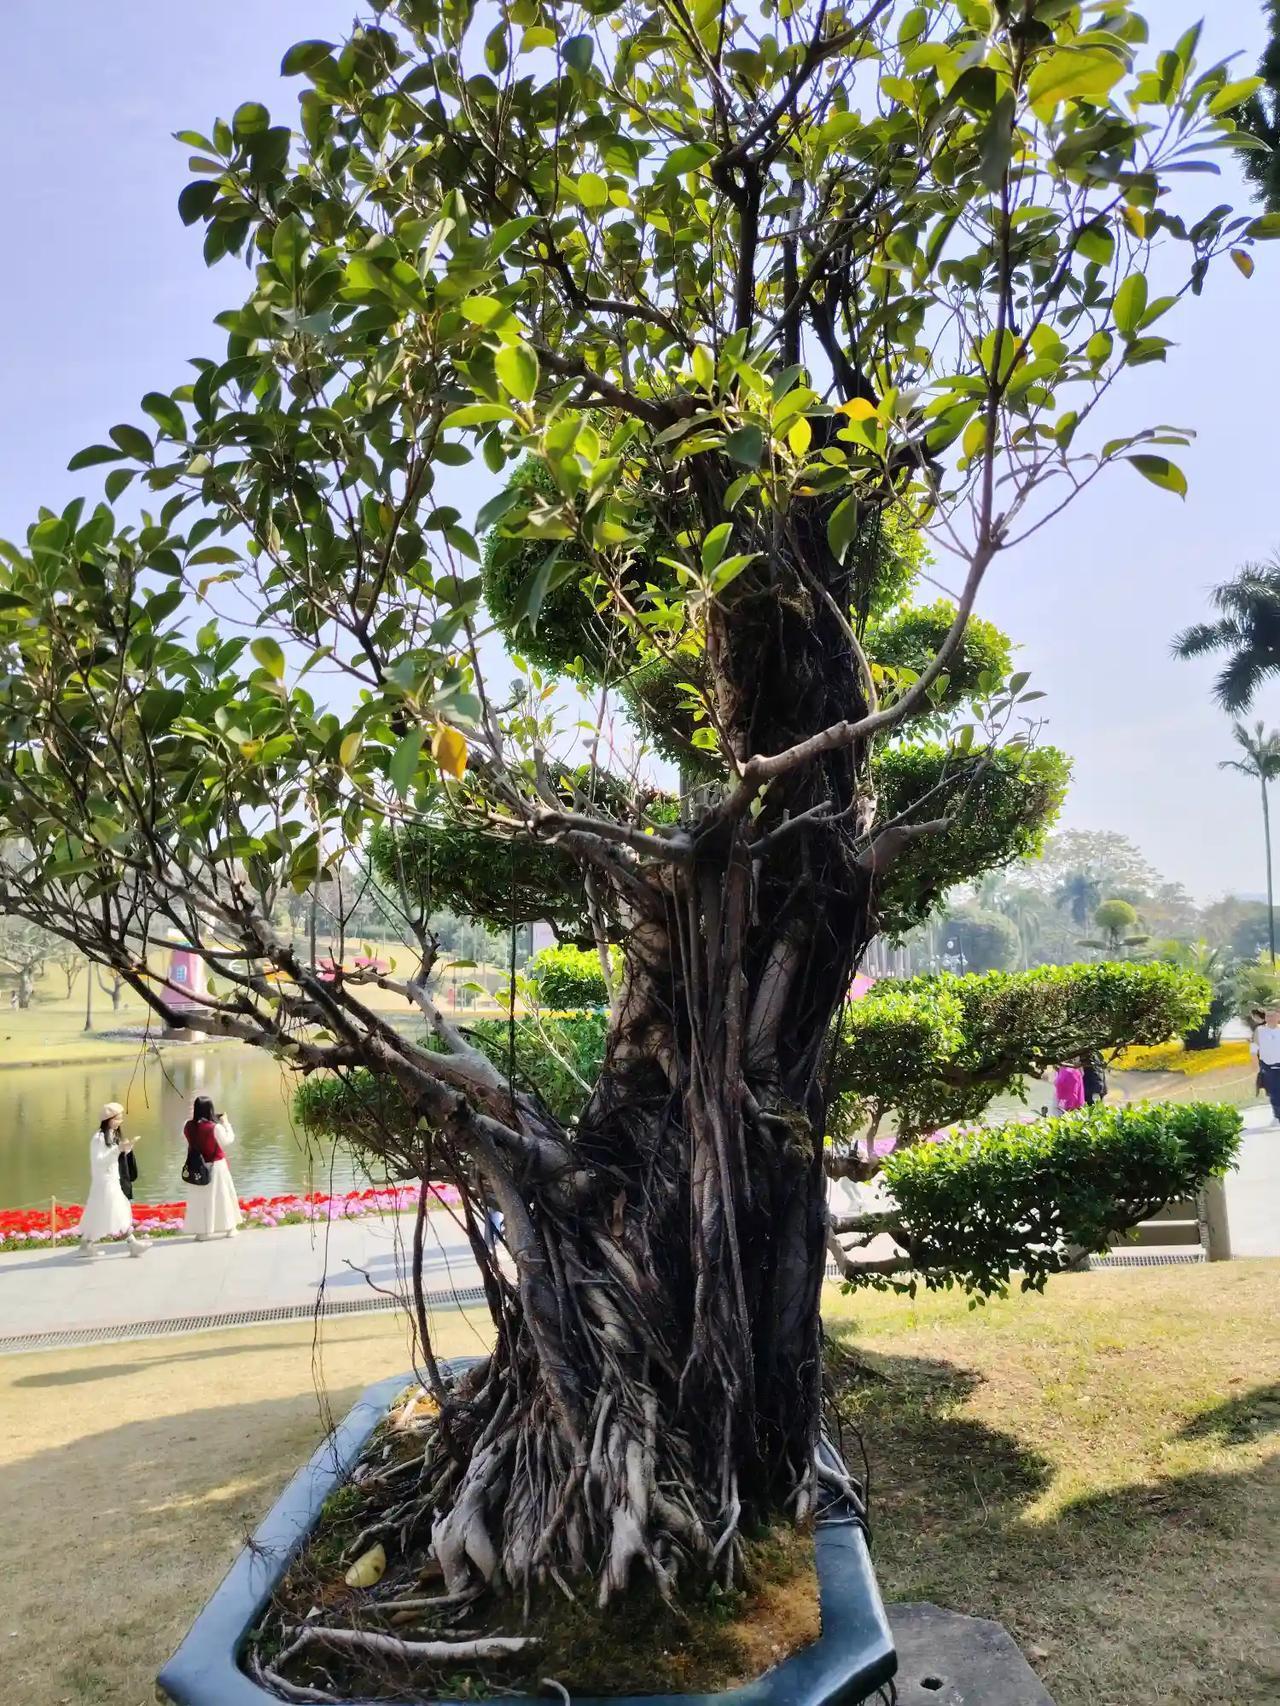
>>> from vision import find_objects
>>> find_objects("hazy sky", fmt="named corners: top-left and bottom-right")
top-left (1, 1), bottom-right (1276, 902)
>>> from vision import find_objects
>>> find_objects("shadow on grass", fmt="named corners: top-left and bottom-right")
top-left (1177, 1382), bottom-right (1280, 1445)
top-left (825, 1330), bottom-right (1279, 1704)
top-left (12, 1337), bottom-right (309, 1388)
top-left (0, 1383), bottom-right (369, 1706)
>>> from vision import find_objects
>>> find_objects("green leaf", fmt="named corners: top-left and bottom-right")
top-left (475, 488), bottom-right (522, 534)
top-left (1128, 454), bottom-right (1187, 498)
top-left (250, 636), bottom-right (286, 677)
top-left (977, 95), bottom-right (1016, 194)
top-left (281, 39), bottom-right (335, 75)
top-left (187, 546), bottom-right (240, 566)
top-left (512, 546), bottom-right (568, 633)
top-left (657, 141), bottom-right (718, 182)
top-left (577, 171), bottom-right (609, 211)
top-left (494, 342), bottom-right (539, 403)
top-left (141, 392), bottom-right (186, 440)
top-left (271, 213), bottom-right (308, 282)
top-left (1208, 76), bottom-right (1263, 115)
top-left (701, 522), bottom-right (732, 571)
top-left (1245, 213), bottom-right (1280, 240)
top-left (442, 403), bottom-right (516, 428)
top-left (232, 101), bottom-right (270, 138)
top-left (724, 424), bottom-right (764, 467)
top-left (1075, 221), bottom-right (1114, 267)
top-left (1027, 48), bottom-right (1126, 118)
top-left (1086, 330), bottom-right (1113, 368)
top-left (339, 731), bottom-right (363, 767)
top-left (177, 181), bottom-right (218, 226)
top-left (389, 729), bottom-right (424, 800)
top-left (67, 444), bottom-right (125, 471)
top-left (563, 34), bottom-right (594, 74)
top-left (1113, 273), bottom-right (1148, 337)
top-left (827, 494), bottom-right (860, 563)
top-left (109, 424), bottom-right (154, 463)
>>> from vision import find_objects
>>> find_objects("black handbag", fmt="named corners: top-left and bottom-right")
top-left (182, 1145), bottom-right (210, 1187)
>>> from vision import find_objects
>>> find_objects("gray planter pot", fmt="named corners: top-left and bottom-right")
top-left (158, 1371), bottom-right (896, 1706)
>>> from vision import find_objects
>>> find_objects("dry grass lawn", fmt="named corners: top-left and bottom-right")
top-left (0, 1265), bottom-right (1276, 1705)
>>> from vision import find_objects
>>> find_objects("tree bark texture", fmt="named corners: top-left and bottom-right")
top-left (403, 526), bottom-right (878, 1605)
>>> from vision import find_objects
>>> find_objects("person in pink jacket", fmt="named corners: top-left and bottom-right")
top-left (1053, 1063), bottom-right (1086, 1113)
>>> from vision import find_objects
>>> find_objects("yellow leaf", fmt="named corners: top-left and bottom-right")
top-left (1121, 205), bottom-right (1147, 240)
top-left (345, 1543), bottom-right (386, 1588)
top-left (1230, 248), bottom-right (1255, 279)
top-left (838, 397), bottom-right (880, 421)
top-left (431, 723), bottom-right (468, 780)
top-left (962, 416), bottom-right (987, 461)
top-left (787, 416), bottom-right (812, 456)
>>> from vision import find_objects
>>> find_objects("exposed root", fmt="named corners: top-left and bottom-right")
top-left (288, 1625), bottom-right (537, 1664)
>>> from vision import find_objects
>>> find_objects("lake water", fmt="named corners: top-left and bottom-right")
top-left (0, 1045), bottom-right (383, 1210)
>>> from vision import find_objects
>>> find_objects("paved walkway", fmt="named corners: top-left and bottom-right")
top-left (0, 1209), bottom-right (483, 1340)
top-left (1223, 1105), bottom-right (1280, 1257)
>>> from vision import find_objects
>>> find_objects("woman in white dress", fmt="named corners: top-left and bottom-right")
top-left (79, 1102), bottom-right (147, 1258)
top-left (182, 1095), bottom-right (241, 1240)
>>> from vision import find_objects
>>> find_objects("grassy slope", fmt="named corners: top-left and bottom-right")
top-left (1, 1267), bottom-right (1276, 1705)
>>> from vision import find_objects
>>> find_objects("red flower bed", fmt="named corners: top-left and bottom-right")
top-left (0, 1182), bottom-right (461, 1246)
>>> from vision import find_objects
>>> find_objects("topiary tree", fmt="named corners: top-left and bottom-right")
top-left (828, 960), bottom-right (1209, 1151)
top-left (0, 0), bottom-right (1266, 1635)
top-left (1085, 897), bottom-right (1149, 957)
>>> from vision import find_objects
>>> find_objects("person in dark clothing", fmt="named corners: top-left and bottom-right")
top-left (1081, 1051), bottom-right (1108, 1105)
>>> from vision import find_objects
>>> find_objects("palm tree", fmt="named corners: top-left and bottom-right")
top-left (1054, 869), bottom-right (1102, 929)
top-left (1238, 0), bottom-right (1279, 213)
top-left (1220, 721), bottom-right (1280, 967)
top-left (1174, 556), bottom-right (1280, 712)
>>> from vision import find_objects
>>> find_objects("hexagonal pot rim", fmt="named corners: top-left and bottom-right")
top-left (157, 1367), bottom-right (896, 1706)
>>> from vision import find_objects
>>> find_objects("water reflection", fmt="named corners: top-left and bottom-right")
top-left (0, 1044), bottom-right (374, 1208)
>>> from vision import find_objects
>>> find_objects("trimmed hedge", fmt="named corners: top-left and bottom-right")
top-left (834, 960), bottom-right (1209, 1137)
top-left (879, 1100), bottom-right (1241, 1296)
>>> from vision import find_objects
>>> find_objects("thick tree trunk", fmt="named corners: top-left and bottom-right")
top-left (412, 526), bottom-right (876, 1604)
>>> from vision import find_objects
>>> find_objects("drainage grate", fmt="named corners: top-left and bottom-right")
top-left (1089, 1250), bottom-right (1206, 1269)
top-left (0, 1282), bottom-right (490, 1357)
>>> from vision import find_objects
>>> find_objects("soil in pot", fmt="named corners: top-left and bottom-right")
top-left (245, 1387), bottom-right (820, 1702)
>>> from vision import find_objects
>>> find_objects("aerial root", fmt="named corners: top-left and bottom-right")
top-left (285, 1625), bottom-right (538, 1665)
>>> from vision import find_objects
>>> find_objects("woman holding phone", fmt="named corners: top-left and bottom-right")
top-left (182, 1095), bottom-right (242, 1241)
top-left (79, 1102), bottom-right (147, 1257)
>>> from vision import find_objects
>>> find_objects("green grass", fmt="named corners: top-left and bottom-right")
top-left (827, 1263), bottom-right (1280, 1705)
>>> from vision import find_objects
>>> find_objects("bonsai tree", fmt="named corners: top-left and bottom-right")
top-left (0, 0), bottom-right (1264, 1628)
